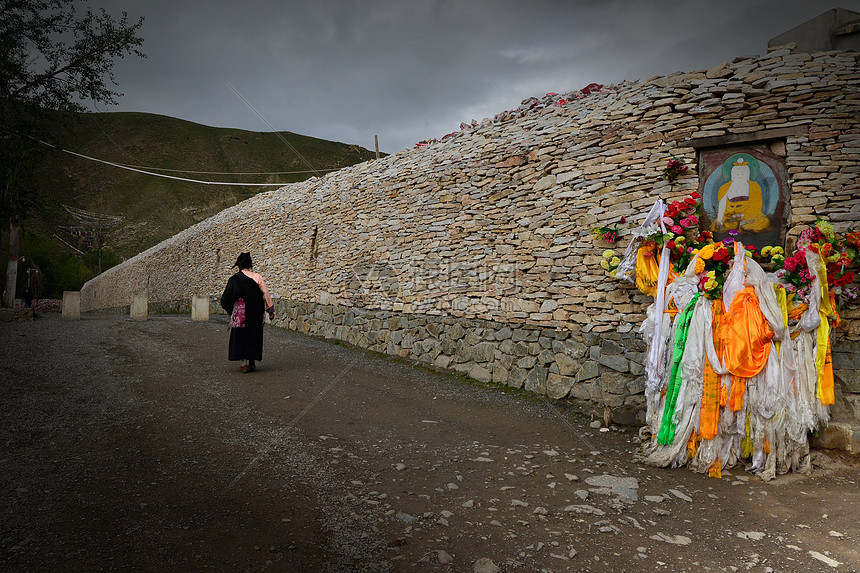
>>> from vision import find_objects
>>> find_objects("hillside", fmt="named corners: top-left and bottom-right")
top-left (28, 110), bottom-right (379, 259)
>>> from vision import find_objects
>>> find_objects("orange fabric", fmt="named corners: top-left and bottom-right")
top-left (729, 375), bottom-right (746, 411)
top-left (700, 357), bottom-right (721, 440)
top-left (787, 302), bottom-right (808, 321)
top-left (829, 290), bottom-right (841, 329)
top-left (708, 459), bottom-right (722, 479)
top-left (721, 286), bottom-right (773, 378)
top-left (700, 300), bottom-right (724, 440)
top-left (687, 430), bottom-right (700, 459)
top-left (763, 437), bottom-right (771, 454)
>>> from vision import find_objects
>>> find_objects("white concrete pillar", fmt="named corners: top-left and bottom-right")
top-left (62, 291), bottom-right (81, 320)
top-left (131, 291), bottom-right (148, 321)
top-left (191, 295), bottom-right (209, 321)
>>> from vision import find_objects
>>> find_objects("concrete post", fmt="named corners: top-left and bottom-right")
top-left (131, 291), bottom-right (148, 321)
top-left (191, 295), bottom-right (209, 321)
top-left (62, 291), bottom-right (81, 320)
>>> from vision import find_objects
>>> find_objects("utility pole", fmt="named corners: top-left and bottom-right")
top-left (3, 216), bottom-right (20, 308)
top-left (375, 135), bottom-right (380, 159)
top-left (63, 205), bottom-right (123, 274)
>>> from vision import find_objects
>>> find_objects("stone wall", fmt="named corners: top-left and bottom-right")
top-left (81, 46), bottom-right (860, 422)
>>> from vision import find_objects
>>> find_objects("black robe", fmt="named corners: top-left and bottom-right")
top-left (220, 271), bottom-right (266, 361)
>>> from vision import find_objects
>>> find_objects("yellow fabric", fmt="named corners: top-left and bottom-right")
top-left (721, 286), bottom-right (773, 378)
top-left (816, 258), bottom-right (835, 405)
top-left (775, 285), bottom-right (788, 354)
top-left (635, 245), bottom-right (660, 297)
top-left (741, 413), bottom-right (753, 458)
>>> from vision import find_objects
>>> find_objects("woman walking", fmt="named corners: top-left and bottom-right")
top-left (220, 252), bottom-right (275, 373)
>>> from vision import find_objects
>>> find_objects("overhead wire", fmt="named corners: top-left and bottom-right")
top-left (32, 137), bottom-right (321, 187)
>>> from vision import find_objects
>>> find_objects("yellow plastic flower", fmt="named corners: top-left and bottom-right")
top-left (695, 257), bottom-right (705, 274)
top-left (771, 247), bottom-right (784, 256)
top-left (600, 259), bottom-right (610, 270)
top-left (602, 249), bottom-right (615, 259)
top-left (610, 256), bottom-right (621, 266)
top-left (705, 277), bottom-right (718, 290)
top-left (698, 244), bottom-right (716, 260)
top-left (816, 220), bottom-right (836, 240)
top-left (706, 270), bottom-right (716, 279)
top-left (761, 246), bottom-right (772, 257)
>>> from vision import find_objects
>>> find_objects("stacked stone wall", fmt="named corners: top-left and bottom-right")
top-left (81, 46), bottom-right (860, 422)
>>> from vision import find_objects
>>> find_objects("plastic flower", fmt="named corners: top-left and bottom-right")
top-left (699, 244), bottom-right (716, 260)
top-left (713, 246), bottom-right (730, 262)
top-left (816, 219), bottom-right (836, 241)
top-left (695, 257), bottom-right (706, 274)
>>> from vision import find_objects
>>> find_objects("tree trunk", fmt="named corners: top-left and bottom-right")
top-left (4, 217), bottom-right (20, 308)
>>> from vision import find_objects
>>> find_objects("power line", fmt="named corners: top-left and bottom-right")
top-left (223, 80), bottom-right (323, 178)
top-left (35, 137), bottom-right (305, 187)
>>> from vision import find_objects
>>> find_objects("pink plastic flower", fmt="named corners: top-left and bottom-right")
top-left (671, 225), bottom-right (683, 234)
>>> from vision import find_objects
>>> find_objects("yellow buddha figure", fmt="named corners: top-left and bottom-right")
top-left (712, 158), bottom-right (770, 233)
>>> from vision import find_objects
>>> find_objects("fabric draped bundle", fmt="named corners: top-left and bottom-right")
top-left (621, 204), bottom-right (836, 480)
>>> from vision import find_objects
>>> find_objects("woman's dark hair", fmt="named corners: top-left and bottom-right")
top-left (234, 252), bottom-right (253, 269)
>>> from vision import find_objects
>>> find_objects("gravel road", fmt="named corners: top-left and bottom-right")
top-left (1, 313), bottom-right (859, 572)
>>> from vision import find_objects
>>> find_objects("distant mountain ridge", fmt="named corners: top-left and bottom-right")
top-left (31, 110), bottom-right (379, 259)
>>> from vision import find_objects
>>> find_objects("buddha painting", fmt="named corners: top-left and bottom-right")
top-left (712, 155), bottom-right (769, 232)
top-left (700, 150), bottom-right (784, 249)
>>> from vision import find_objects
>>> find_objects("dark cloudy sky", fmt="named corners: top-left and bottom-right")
top-left (84, 0), bottom-right (860, 155)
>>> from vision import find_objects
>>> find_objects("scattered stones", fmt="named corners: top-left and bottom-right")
top-left (737, 531), bottom-right (766, 541)
top-left (473, 557), bottom-right (501, 573)
top-left (809, 551), bottom-right (842, 568)
top-left (668, 489), bottom-right (693, 502)
top-left (437, 550), bottom-right (454, 564)
top-left (649, 532), bottom-right (692, 545)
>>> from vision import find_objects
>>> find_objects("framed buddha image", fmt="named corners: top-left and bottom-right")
top-left (698, 145), bottom-right (789, 251)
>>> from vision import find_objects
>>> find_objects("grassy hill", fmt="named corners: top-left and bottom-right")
top-left (12, 110), bottom-right (380, 298)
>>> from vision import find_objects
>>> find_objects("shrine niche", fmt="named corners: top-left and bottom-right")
top-left (698, 145), bottom-right (789, 251)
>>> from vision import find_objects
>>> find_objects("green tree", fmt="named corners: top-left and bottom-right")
top-left (1, 0), bottom-right (144, 305)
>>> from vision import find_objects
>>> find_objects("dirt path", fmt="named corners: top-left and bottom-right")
top-left (1, 314), bottom-right (858, 572)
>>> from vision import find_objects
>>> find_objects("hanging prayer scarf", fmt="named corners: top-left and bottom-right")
top-left (657, 292), bottom-right (701, 445)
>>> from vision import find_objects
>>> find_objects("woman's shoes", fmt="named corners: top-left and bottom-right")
top-left (239, 365), bottom-right (250, 373)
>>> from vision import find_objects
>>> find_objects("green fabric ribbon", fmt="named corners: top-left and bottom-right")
top-left (657, 292), bottom-right (701, 445)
